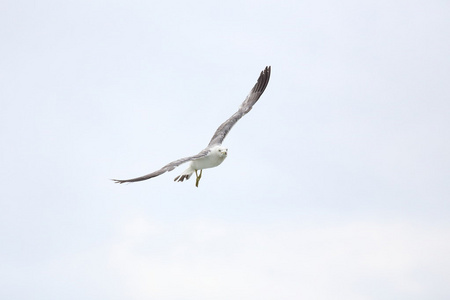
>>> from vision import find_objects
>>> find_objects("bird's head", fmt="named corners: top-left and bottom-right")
top-left (216, 146), bottom-right (228, 157)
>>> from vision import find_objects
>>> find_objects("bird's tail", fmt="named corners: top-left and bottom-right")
top-left (174, 166), bottom-right (194, 182)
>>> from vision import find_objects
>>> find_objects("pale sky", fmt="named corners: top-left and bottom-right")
top-left (1, 1), bottom-right (450, 299)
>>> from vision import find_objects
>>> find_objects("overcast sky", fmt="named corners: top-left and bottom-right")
top-left (1, 0), bottom-right (450, 299)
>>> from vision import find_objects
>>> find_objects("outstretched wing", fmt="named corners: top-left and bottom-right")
top-left (112, 149), bottom-right (210, 184)
top-left (207, 66), bottom-right (271, 147)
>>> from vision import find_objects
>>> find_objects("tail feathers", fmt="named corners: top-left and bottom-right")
top-left (174, 167), bottom-right (194, 182)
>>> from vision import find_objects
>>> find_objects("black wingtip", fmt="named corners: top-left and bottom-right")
top-left (174, 174), bottom-right (190, 182)
top-left (254, 66), bottom-right (271, 94)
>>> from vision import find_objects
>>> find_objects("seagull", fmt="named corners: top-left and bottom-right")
top-left (112, 66), bottom-right (271, 187)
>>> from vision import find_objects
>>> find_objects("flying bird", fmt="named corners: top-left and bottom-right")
top-left (113, 66), bottom-right (271, 187)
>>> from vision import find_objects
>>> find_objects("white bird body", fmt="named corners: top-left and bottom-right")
top-left (190, 146), bottom-right (228, 171)
top-left (175, 146), bottom-right (228, 185)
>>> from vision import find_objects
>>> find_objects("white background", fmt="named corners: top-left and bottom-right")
top-left (1, 1), bottom-right (449, 299)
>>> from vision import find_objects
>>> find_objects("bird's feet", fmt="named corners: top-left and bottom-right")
top-left (195, 169), bottom-right (202, 187)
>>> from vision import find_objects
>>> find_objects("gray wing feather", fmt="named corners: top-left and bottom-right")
top-left (112, 149), bottom-right (210, 184)
top-left (207, 66), bottom-right (271, 147)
